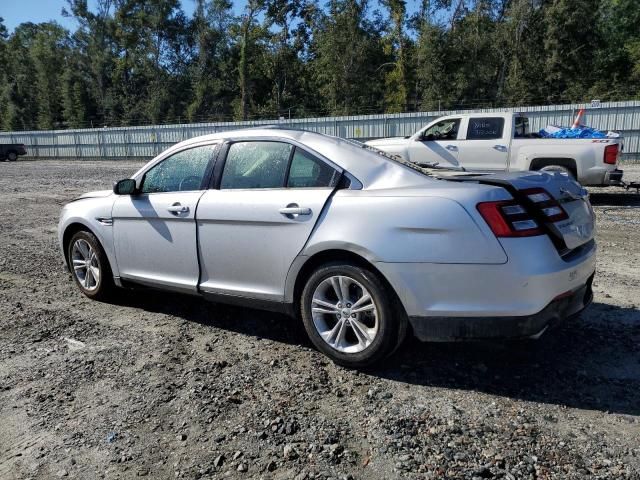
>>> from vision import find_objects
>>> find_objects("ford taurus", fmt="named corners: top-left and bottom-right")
top-left (59, 129), bottom-right (596, 367)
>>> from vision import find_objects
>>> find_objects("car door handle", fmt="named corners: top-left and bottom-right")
top-left (167, 203), bottom-right (189, 214)
top-left (279, 205), bottom-right (311, 217)
top-left (493, 144), bottom-right (508, 152)
top-left (446, 145), bottom-right (458, 151)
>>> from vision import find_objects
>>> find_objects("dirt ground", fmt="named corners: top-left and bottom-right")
top-left (0, 159), bottom-right (639, 480)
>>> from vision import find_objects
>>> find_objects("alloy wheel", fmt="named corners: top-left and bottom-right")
top-left (71, 239), bottom-right (100, 291)
top-left (311, 275), bottom-right (379, 354)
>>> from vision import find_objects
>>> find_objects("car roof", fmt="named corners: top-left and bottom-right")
top-left (169, 128), bottom-right (430, 189)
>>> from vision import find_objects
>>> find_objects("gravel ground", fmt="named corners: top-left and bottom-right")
top-left (1, 159), bottom-right (639, 480)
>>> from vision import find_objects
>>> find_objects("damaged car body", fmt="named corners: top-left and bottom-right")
top-left (59, 128), bottom-right (596, 367)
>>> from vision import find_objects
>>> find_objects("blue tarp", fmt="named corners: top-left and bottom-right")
top-left (539, 126), bottom-right (607, 139)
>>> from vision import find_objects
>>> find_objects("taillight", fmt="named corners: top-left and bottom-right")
top-left (477, 200), bottom-right (542, 237)
top-left (604, 144), bottom-right (618, 165)
top-left (477, 187), bottom-right (569, 238)
top-left (521, 188), bottom-right (569, 222)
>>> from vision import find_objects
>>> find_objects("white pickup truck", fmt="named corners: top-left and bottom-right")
top-left (365, 112), bottom-right (624, 186)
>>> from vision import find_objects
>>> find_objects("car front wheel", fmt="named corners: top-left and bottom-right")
top-left (67, 230), bottom-right (114, 301)
top-left (7, 152), bottom-right (17, 161)
top-left (300, 262), bottom-right (406, 368)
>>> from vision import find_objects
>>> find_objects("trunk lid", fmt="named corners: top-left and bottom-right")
top-left (440, 170), bottom-right (595, 251)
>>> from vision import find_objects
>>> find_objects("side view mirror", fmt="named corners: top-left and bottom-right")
top-left (113, 178), bottom-right (137, 195)
top-left (418, 133), bottom-right (434, 141)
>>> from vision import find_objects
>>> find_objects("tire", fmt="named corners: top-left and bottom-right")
top-left (300, 261), bottom-right (407, 368)
top-left (67, 230), bottom-right (114, 301)
top-left (7, 151), bottom-right (17, 161)
top-left (540, 164), bottom-right (575, 179)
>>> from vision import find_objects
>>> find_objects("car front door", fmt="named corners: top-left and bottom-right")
top-left (406, 118), bottom-right (462, 167)
top-left (196, 140), bottom-right (341, 301)
top-left (111, 144), bottom-right (217, 292)
top-left (456, 116), bottom-right (510, 171)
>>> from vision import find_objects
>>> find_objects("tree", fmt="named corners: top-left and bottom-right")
top-left (497, 0), bottom-right (545, 105)
top-left (186, 0), bottom-right (234, 121)
top-left (543, 0), bottom-right (602, 101)
top-left (309, 0), bottom-right (385, 115)
top-left (1, 0), bottom-right (640, 131)
top-left (64, 0), bottom-right (116, 126)
top-left (412, 0), bottom-right (451, 110)
top-left (262, 0), bottom-right (309, 117)
top-left (110, 0), bottom-right (188, 124)
top-left (234, 0), bottom-right (267, 120)
top-left (381, 0), bottom-right (408, 112)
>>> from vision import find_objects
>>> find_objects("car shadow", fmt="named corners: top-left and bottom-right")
top-left (589, 191), bottom-right (640, 207)
top-left (375, 301), bottom-right (640, 417)
top-left (110, 290), bottom-right (640, 416)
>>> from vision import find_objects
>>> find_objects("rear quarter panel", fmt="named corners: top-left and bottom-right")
top-left (510, 139), bottom-right (620, 182)
top-left (301, 190), bottom-right (508, 265)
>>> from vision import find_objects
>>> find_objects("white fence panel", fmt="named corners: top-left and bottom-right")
top-left (1, 100), bottom-right (639, 160)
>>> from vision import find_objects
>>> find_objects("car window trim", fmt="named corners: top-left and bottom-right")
top-left (211, 139), bottom-right (342, 191)
top-left (138, 142), bottom-right (221, 195)
top-left (283, 145), bottom-right (297, 187)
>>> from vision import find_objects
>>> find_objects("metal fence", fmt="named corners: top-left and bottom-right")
top-left (2, 100), bottom-right (640, 161)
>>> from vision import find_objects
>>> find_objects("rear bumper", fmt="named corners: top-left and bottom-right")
top-left (408, 274), bottom-right (593, 341)
top-left (376, 235), bottom-right (596, 339)
top-left (604, 169), bottom-right (624, 185)
top-left (581, 166), bottom-right (623, 186)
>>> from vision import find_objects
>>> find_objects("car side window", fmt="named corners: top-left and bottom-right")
top-left (141, 145), bottom-right (215, 194)
top-left (422, 119), bottom-right (461, 141)
top-left (220, 141), bottom-right (292, 189)
top-left (466, 117), bottom-right (505, 140)
top-left (287, 148), bottom-right (339, 188)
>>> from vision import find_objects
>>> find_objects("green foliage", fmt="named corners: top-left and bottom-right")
top-left (0, 0), bottom-right (639, 130)
top-left (309, 0), bottom-right (386, 115)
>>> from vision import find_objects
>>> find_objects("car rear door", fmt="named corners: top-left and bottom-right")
top-left (111, 144), bottom-right (217, 292)
top-left (196, 140), bottom-right (341, 301)
top-left (457, 116), bottom-right (511, 171)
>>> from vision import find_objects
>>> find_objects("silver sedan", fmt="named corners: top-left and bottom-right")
top-left (59, 129), bottom-right (597, 367)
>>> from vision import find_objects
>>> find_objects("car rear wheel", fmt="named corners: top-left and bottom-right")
top-left (7, 151), bottom-right (17, 161)
top-left (300, 262), bottom-right (406, 368)
top-left (67, 230), bottom-right (114, 301)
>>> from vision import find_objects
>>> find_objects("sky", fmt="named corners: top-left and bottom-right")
top-left (0, 0), bottom-right (197, 32)
top-left (1, 0), bottom-right (426, 34)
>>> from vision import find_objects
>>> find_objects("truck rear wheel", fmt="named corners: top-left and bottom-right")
top-left (540, 164), bottom-right (575, 179)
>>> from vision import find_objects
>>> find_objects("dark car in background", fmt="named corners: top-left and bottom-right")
top-left (1, 144), bottom-right (28, 161)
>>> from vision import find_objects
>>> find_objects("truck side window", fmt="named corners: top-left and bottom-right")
top-left (467, 118), bottom-right (505, 140)
top-left (421, 119), bottom-right (461, 141)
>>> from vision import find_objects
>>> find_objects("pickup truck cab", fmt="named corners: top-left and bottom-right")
top-left (365, 112), bottom-right (623, 186)
top-left (0, 143), bottom-right (28, 162)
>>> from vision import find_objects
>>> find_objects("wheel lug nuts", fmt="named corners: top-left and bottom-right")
top-left (351, 313), bottom-right (356, 318)
top-left (337, 303), bottom-right (342, 308)
top-left (346, 303), bottom-right (351, 308)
